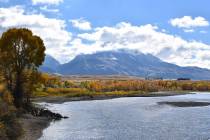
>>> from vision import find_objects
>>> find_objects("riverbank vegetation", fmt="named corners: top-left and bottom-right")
top-left (33, 73), bottom-right (210, 98)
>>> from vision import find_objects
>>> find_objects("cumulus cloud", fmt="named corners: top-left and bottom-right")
top-left (170, 16), bottom-right (209, 33)
top-left (76, 22), bottom-right (210, 68)
top-left (0, 6), bottom-right (72, 62)
top-left (70, 18), bottom-right (92, 31)
top-left (32, 0), bottom-right (63, 5)
top-left (170, 16), bottom-right (209, 29)
top-left (1, 6), bottom-right (210, 69)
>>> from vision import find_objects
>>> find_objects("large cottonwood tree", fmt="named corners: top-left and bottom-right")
top-left (0, 28), bottom-right (45, 107)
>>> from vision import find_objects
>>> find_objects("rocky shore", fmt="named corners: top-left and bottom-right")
top-left (19, 105), bottom-right (68, 140)
top-left (24, 105), bottom-right (68, 120)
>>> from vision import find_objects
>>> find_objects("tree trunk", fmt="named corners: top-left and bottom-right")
top-left (13, 73), bottom-right (23, 108)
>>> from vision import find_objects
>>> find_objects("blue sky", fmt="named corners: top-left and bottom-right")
top-left (1, 0), bottom-right (210, 68)
top-left (2, 0), bottom-right (210, 41)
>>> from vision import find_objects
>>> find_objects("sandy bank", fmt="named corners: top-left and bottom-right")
top-left (19, 114), bottom-right (51, 140)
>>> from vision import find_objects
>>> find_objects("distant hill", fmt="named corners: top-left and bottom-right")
top-left (41, 51), bottom-right (210, 80)
top-left (40, 55), bottom-right (60, 73)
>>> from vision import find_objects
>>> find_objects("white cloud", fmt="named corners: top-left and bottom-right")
top-left (170, 16), bottom-right (209, 29)
top-left (75, 22), bottom-right (210, 68)
top-left (0, 6), bottom-right (72, 62)
top-left (70, 18), bottom-right (92, 31)
top-left (200, 30), bottom-right (208, 34)
top-left (32, 0), bottom-right (63, 5)
top-left (183, 29), bottom-right (194, 33)
top-left (40, 6), bottom-right (59, 13)
top-left (1, 6), bottom-right (210, 69)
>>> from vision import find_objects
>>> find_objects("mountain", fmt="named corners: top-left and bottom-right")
top-left (40, 55), bottom-right (60, 73)
top-left (41, 51), bottom-right (210, 80)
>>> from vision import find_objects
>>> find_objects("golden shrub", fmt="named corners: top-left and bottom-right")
top-left (46, 87), bottom-right (88, 94)
top-left (2, 90), bottom-right (14, 104)
top-left (0, 122), bottom-right (4, 129)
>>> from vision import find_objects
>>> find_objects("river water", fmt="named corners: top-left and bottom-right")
top-left (39, 93), bottom-right (210, 140)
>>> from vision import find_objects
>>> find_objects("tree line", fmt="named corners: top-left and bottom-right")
top-left (35, 75), bottom-right (210, 97)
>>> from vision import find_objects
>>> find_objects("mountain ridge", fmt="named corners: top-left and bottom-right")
top-left (40, 55), bottom-right (60, 73)
top-left (42, 51), bottom-right (210, 80)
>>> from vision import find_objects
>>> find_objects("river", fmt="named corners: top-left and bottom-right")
top-left (39, 93), bottom-right (210, 140)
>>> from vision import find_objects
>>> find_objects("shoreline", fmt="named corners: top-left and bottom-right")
top-left (19, 105), bottom-right (67, 140)
top-left (32, 91), bottom-right (192, 104)
top-left (19, 114), bottom-right (51, 140)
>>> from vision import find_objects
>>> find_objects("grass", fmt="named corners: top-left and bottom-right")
top-left (46, 87), bottom-right (88, 94)
top-left (33, 88), bottom-right (149, 98)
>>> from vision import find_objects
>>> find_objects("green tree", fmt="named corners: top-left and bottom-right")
top-left (0, 28), bottom-right (45, 107)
